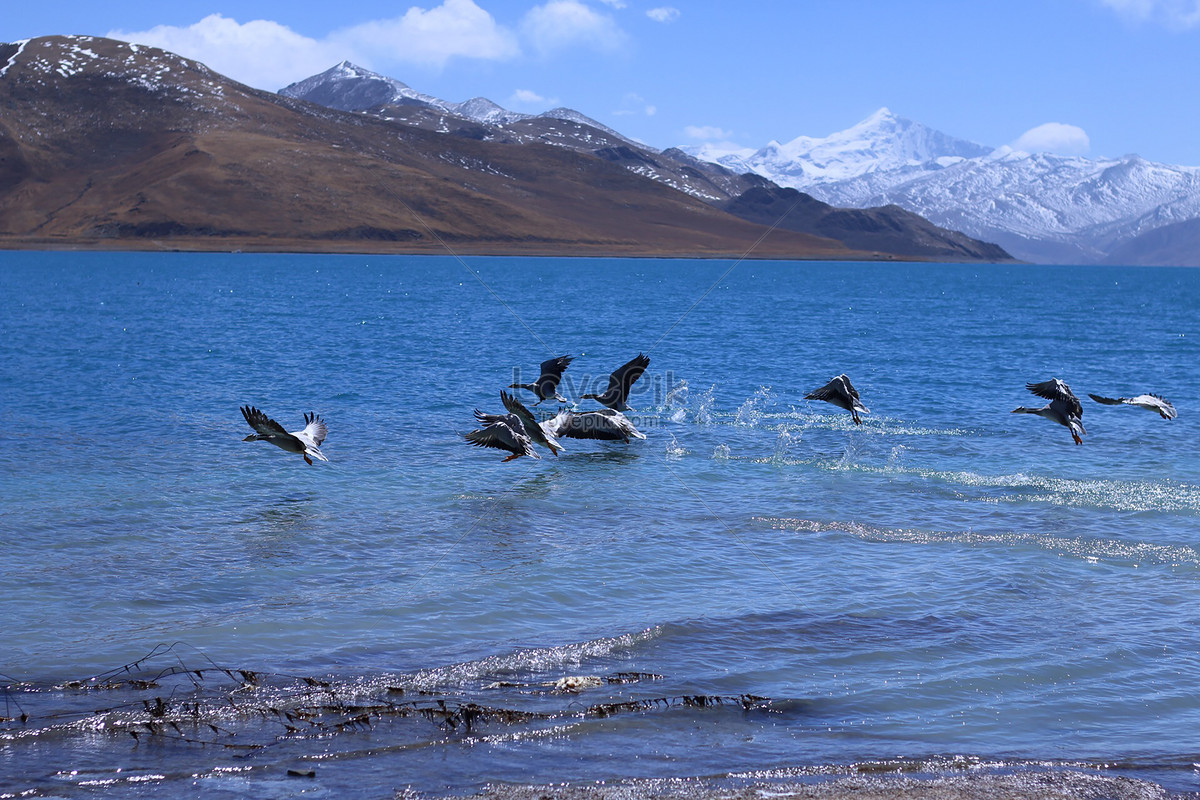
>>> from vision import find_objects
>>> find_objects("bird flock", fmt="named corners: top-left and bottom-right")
top-left (466, 353), bottom-right (650, 462)
top-left (238, 364), bottom-right (1177, 464)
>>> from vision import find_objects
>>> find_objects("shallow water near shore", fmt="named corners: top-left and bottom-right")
top-left (2, 252), bottom-right (1199, 798)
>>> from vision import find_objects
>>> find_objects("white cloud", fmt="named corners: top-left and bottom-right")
top-left (336, 0), bottom-right (519, 68)
top-left (1011, 122), bottom-right (1091, 156)
top-left (612, 92), bottom-right (655, 117)
top-left (596, 0), bottom-right (628, 7)
top-left (510, 88), bottom-right (558, 106)
top-left (108, 0), bottom-right (520, 90)
top-left (1100, 0), bottom-right (1200, 28)
top-left (521, 0), bottom-right (627, 55)
top-left (647, 7), bottom-right (681, 23)
top-left (108, 14), bottom-right (344, 90)
top-left (684, 125), bottom-right (733, 140)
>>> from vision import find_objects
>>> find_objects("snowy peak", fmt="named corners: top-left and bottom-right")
top-left (279, 61), bottom-right (445, 113)
top-left (281, 62), bottom-right (533, 126)
top-left (680, 106), bottom-right (1200, 264)
top-left (757, 108), bottom-right (993, 183)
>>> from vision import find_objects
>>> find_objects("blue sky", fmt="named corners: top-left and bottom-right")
top-left (6, 0), bottom-right (1200, 164)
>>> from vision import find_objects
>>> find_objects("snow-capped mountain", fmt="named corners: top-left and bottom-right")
top-left (698, 108), bottom-right (992, 186)
top-left (279, 62), bottom-right (760, 203)
top-left (684, 109), bottom-right (1200, 264)
top-left (279, 61), bottom-right (532, 125)
top-left (280, 62), bottom-right (631, 134)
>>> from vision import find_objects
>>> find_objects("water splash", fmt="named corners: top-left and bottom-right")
top-left (772, 425), bottom-right (800, 462)
top-left (663, 379), bottom-right (688, 410)
top-left (665, 434), bottom-right (687, 460)
top-left (735, 385), bottom-right (775, 426)
top-left (712, 443), bottom-right (731, 460)
top-left (835, 438), bottom-right (863, 470)
top-left (693, 385), bottom-right (717, 425)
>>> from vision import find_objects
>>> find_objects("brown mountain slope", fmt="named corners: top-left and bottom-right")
top-left (721, 186), bottom-right (1013, 262)
top-left (0, 36), bottom-right (864, 259)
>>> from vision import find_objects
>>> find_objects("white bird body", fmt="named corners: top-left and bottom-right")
top-left (241, 406), bottom-right (329, 465)
top-left (1088, 393), bottom-right (1177, 420)
top-left (546, 408), bottom-right (646, 443)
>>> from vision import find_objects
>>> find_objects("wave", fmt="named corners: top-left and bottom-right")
top-left (402, 627), bottom-right (663, 690)
top-left (755, 516), bottom-right (1200, 568)
top-left (868, 465), bottom-right (1200, 514)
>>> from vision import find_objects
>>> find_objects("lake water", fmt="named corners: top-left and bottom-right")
top-left (2, 252), bottom-right (1199, 798)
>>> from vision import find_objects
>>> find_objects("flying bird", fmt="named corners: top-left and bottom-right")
top-left (805, 374), bottom-right (869, 425)
top-left (509, 355), bottom-right (574, 405)
top-left (464, 400), bottom-right (540, 463)
top-left (1088, 393), bottom-right (1177, 420)
top-left (1013, 378), bottom-right (1086, 445)
top-left (240, 406), bottom-right (329, 465)
top-left (473, 391), bottom-right (565, 456)
top-left (581, 353), bottom-right (650, 412)
top-left (545, 409), bottom-right (646, 443)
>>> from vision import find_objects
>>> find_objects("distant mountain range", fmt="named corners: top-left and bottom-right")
top-left (0, 36), bottom-right (1009, 261)
top-left (277, 63), bottom-right (1009, 261)
top-left (684, 108), bottom-right (1200, 265)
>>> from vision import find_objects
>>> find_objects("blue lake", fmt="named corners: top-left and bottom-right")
top-left (2, 252), bottom-right (1199, 797)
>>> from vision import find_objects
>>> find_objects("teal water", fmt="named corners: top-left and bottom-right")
top-left (1, 252), bottom-right (1199, 797)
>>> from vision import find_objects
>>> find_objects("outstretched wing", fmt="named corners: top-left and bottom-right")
top-left (474, 409), bottom-right (507, 426)
top-left (500, 390), bottom-right (538, 429)
top-left (464, 423), bottom-right (519, 451)
top-left (536, 355), bottom-right (574, 393)
top-left (805, 378), bottom-right (843, 403)
top-left (241, 405), bottom-right (289, 437)
top-left (1088, 394), bottom-right (1124, 406)
top-left (1027, 379), bottom-right (1081, 418)
top-left (607, 353), bottom-right (650, 404)
top-left (464, 415), bottom-right (536, 457)
top-left (296, 412), bottom-right (328, 447)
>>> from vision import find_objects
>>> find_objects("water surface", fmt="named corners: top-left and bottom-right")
top-left (1, 253), bottom-right (1198, 797)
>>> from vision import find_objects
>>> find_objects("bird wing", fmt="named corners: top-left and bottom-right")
top-left (1151, 394), bottom-right (1178, 419)
top-left (241, 405), bottom-right (290, 437)
top-left (537, 355), bottom-right (574, 389)
top-left (295, 412), bottom-right (328, 447)
top-left (464, 420), bottom-right (523, 452)
top-left (804, 379), bottom-right (842, 402)
top-left (502, 390), bottom-right (560, 451)
top-left (474, 409), bottom-right (507, 425)
top-left (501, 390), bottom-right (538, 429)
top-left (1027, 379), bottom-right (1081, 417)
top-left (607, 353), bottom-right (650, 403)
top-left (1088, 394), bottom-right (1124, 406)
top-left (835, 374), bottom-right (860, 400)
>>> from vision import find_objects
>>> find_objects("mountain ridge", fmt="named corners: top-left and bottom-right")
top-left (279, 62), bottom-right (1011, 262)
top-left (0, 36), bottom-right (1012, 262)
top-left (0, 36), bottom-right (859, 258)
top-left (683, 109), bottom-right (1200, 265)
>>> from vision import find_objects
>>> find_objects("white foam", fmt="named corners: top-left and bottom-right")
top-left (403, 627), bottom-right (661, 690)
